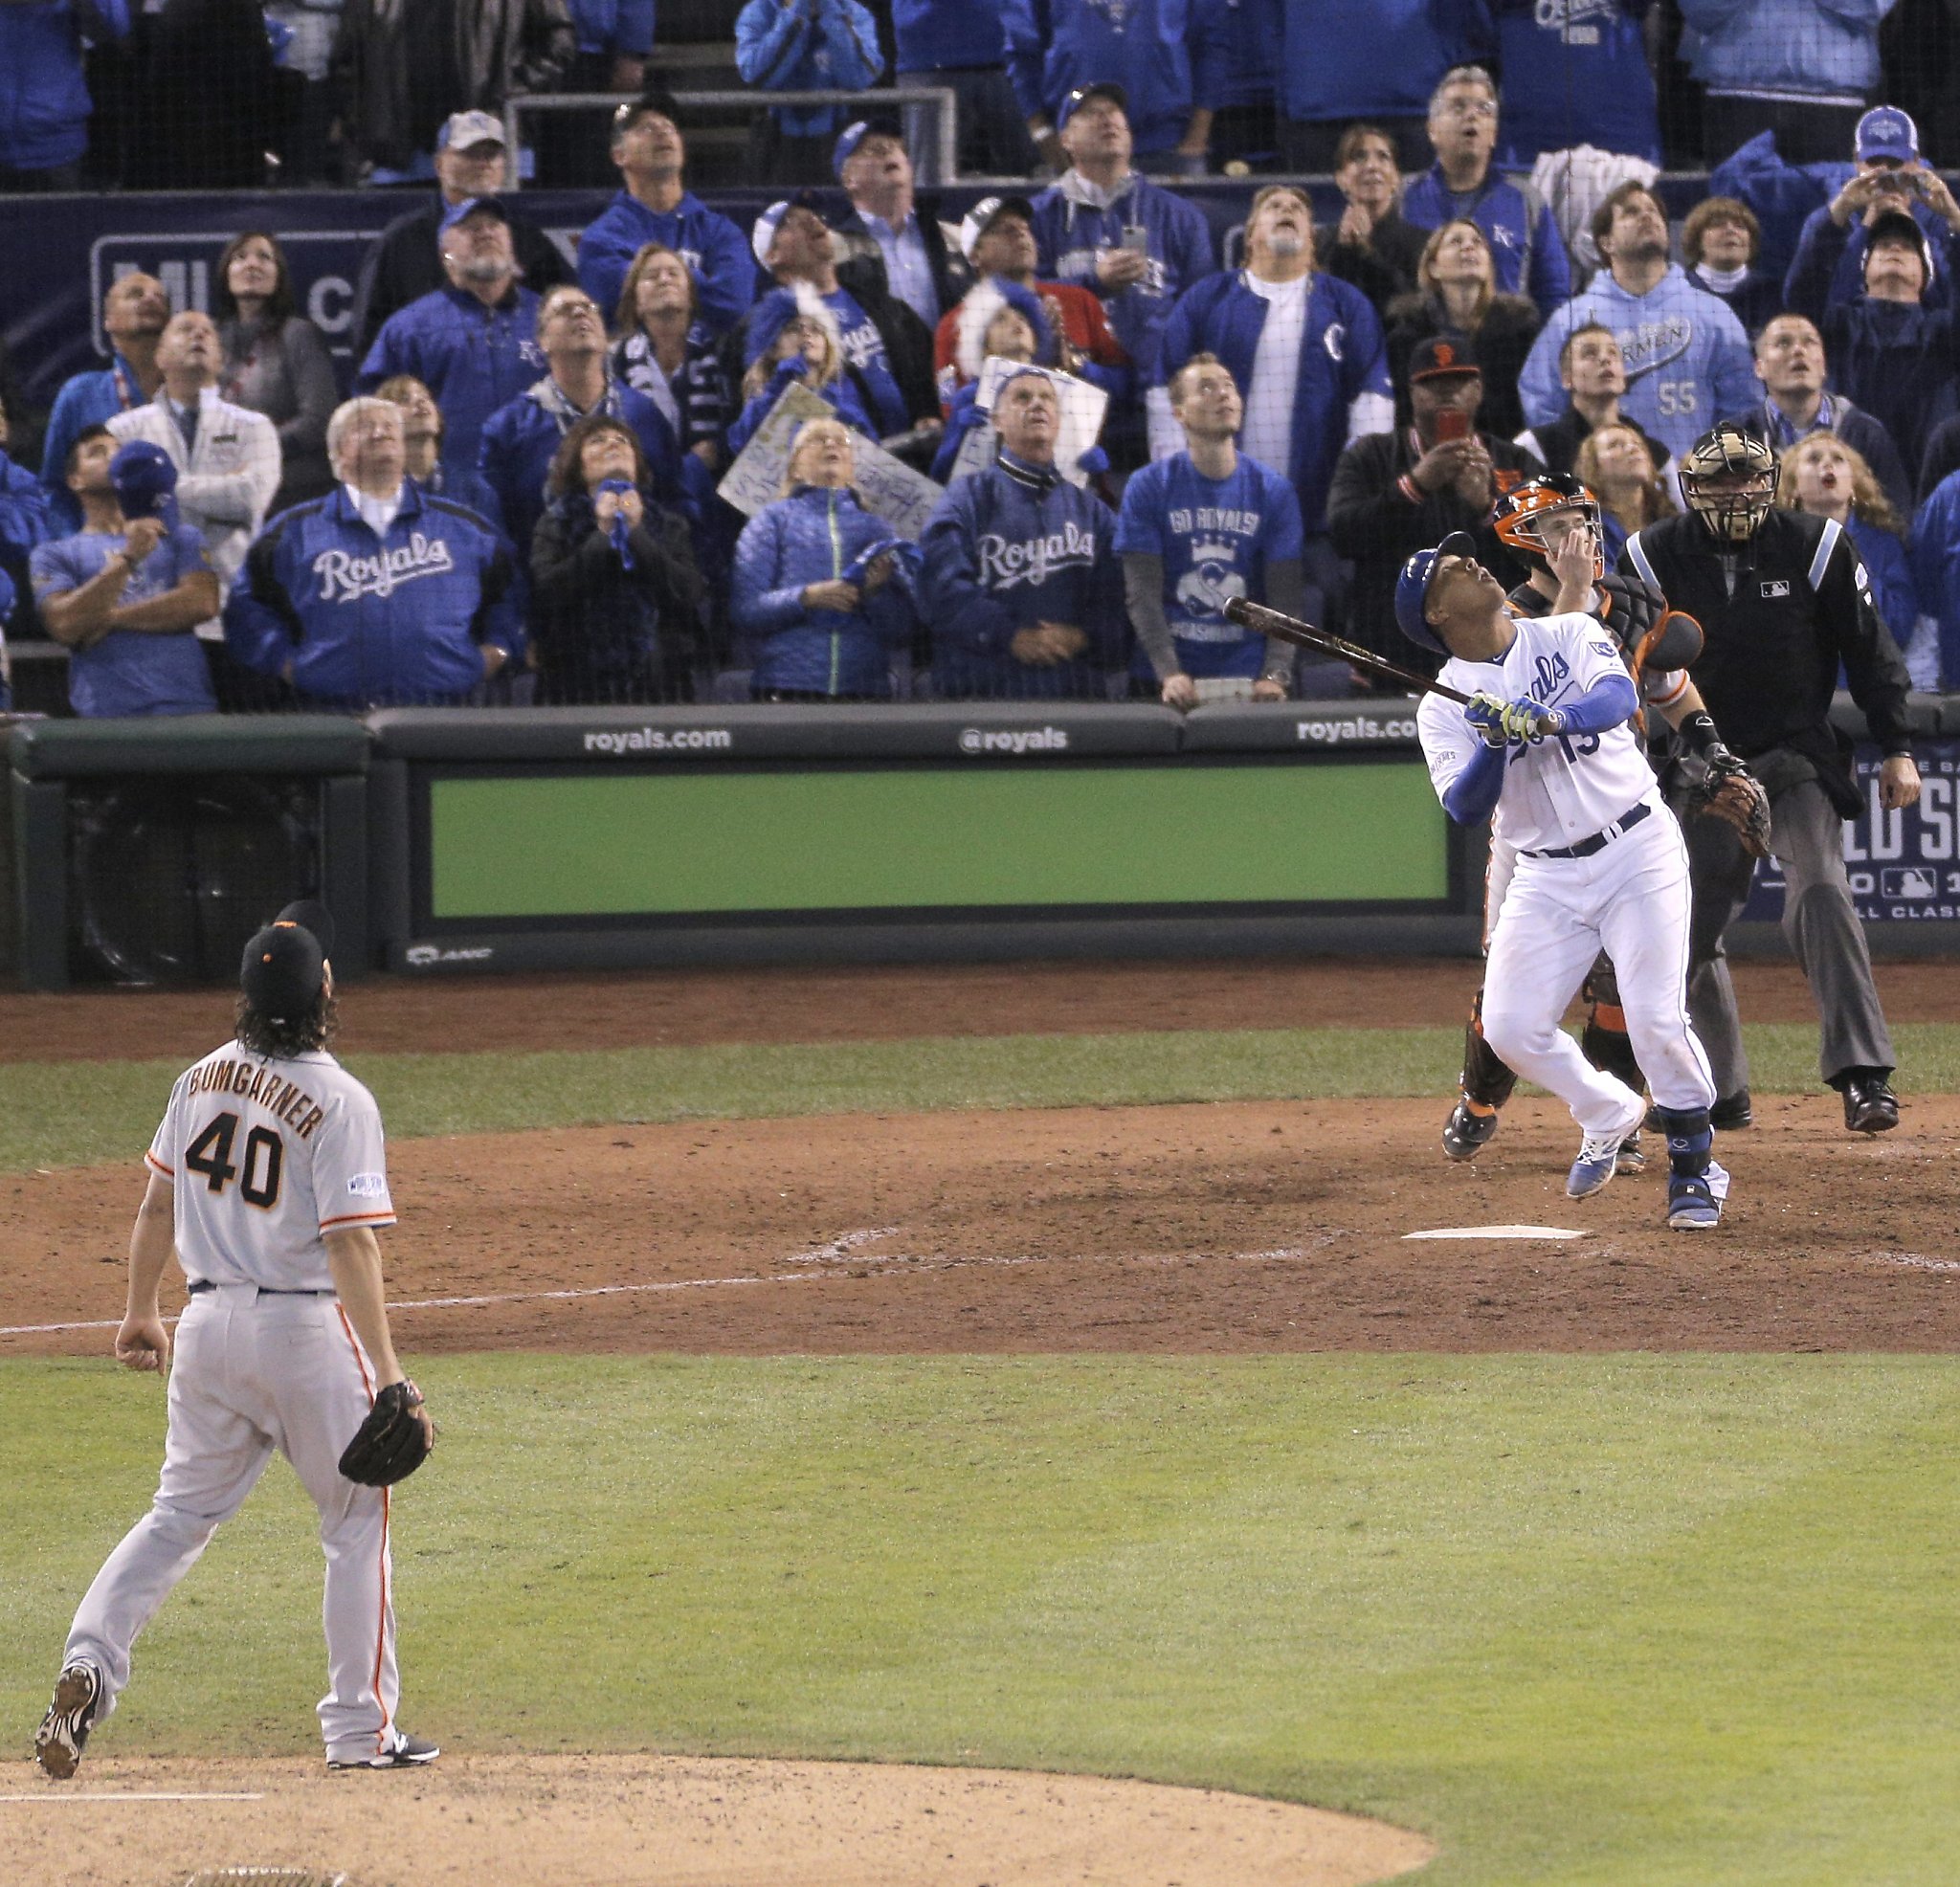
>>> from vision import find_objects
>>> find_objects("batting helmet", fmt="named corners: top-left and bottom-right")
top-left (1394, 530), bottom-right (1479, 654)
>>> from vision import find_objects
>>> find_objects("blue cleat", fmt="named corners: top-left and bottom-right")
top-left (1667, 1159), bottom-right (1731, 1231)
top-left (1568, 1102), bottom-right (1646, 1199)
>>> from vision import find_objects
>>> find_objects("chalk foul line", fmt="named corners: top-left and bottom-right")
top-left (0, 1233), bottom-right (1320, 1338)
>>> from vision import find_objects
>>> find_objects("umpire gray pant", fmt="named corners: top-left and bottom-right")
top-left (1674, 762), bottom-right (1894, 1097)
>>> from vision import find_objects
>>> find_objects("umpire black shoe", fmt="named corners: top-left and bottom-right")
top-left (1709, 1091), bottom-right (1753, 1131)
top-left (1441, 1098), bottom-right (1499, 1161)
top-left (329, 1731), bottom-right (440, 1770)
top-left (34, 1659), bottom-right (102, 1779)
top-left (1842, 1075), bottom-right (1900, 1134)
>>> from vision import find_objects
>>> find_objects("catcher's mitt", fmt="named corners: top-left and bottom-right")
top-left (1695, 753), bottom-right (1772, 858)
top-left (338, 1379), bottom-right (434, 1486)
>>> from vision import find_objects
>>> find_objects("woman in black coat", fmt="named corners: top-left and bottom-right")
top-left (529, 414), bottom-right (706, 705)
top-left (1384, 219), bottom-right (1543, 440)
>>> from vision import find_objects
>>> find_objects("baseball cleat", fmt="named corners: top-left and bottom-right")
top-left (1441, 1098), bottom-right (1500, 1162)
top-left (1667, 1159), bottom-right (1731, 1231)
top-left (1842, 1076), bottom-right (1899, 1134)
top-left (1567, 1104), bottom-right (1646, 1199)
top-left (329, 1731), bottom-right (440, 1770)
top-left (34, 1659), bottom-right (102, 1780)
top-left (1615, 1132), bottom-right (1646, 1176)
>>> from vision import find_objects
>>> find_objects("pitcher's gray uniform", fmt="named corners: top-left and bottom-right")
top-left (53, 1038), bottom-right (412, 1765)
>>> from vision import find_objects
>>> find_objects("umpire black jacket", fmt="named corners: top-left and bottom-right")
top-left (1618, 507), bottom-right (1911, 814)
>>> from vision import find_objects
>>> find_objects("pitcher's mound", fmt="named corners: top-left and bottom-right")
top-left (2, 1751), bottom-right (1436, 1885)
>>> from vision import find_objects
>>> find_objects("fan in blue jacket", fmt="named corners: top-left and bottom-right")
top-left (1151, 187), bottom-right (1392, 536)
top-left (477, 284), bottom-right (685, 570)
top-left (1277, 0), bottom-right (1468, 150)
top-left (735, 0), bottom-right (883, 143)
top-left (1003, 0), bottom-right (1230, 161)
top-left (1399, 66), bottom-right (1571, 319)
top-left (1781, 109), bottom-right (1960, 317)
top-left (225, 400), bottom-right (523, 709)
top-left (731, 418), bottom-right (917, 699)
top-left (356, 203), bottom-right (546, 483)
top-left (1680, 0), bottom-right (1893, 166)
top-left (928, 279), bottom-right (1060, 482)
top-left (0, 0), bottom-right (129, 182)
top-left (918, 367), bottom-right (1125, 699)
top-left (576, 95), bottom-right (759, 337)
top-left (1028, 86), bottom-right (1218, 382)
top-left (1784, 207), bottom-right (1960, 478)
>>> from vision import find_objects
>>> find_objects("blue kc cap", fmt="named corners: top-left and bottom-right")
top-left (108, 439), bottom-right (177, 522)
top-left (1393, 531), bottom-right (1479, 654)
top-left (1856, 106), bottom-right (1918, 164)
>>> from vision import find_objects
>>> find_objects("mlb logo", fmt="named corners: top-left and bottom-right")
top-left (1760, 580), bottom-right (1791, 598)
top-left (1882, 867), bottom-right (1938, 899)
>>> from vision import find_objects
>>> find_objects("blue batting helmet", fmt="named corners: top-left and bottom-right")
top-left (1393, 531), bottom-right (1478, 655)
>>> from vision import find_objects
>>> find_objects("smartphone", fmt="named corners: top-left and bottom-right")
top-left (1435, 408), bottom-right (1471, 442)
top-left (1120, 225), bottom-right (1149, 255)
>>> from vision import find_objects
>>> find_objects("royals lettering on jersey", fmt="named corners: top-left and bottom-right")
top-left (312, 533), bottom-right (457, 604)
top-left (977, 520), bottom-right (1100, 589)
top-left (146, 1043), bottom-right (395, 1291)
top-left (1416, 610), bottom-right (1658, 855)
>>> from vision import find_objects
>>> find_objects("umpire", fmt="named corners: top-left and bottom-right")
top-left (1620, 421), bottom-right (1921, 1134)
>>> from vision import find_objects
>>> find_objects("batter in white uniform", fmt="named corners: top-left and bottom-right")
top-left (1399, 534), bottom-right (1730, 1230)
top-left (34, 900), bottom-right (438, 1777)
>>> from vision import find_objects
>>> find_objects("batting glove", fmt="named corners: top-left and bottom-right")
top-left (1464, 690), bottom-right (1509, 747)
top-left (1499, 698), bottom-right (1548, 743)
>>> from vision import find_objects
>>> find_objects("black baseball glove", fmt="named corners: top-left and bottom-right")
top-left (338, 1379), bottom-right (434, 1486)
top-left (1695, 750), bottom-right (1773, 859)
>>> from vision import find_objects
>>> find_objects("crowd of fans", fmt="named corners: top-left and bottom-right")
top-left (2, 47), bottom-right (1959, 715)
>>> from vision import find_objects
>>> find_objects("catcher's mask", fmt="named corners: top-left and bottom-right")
top-left (1491, 474), bottom-right (1602, 578)
top-left (1681, 422), bottom-right (1777, 544)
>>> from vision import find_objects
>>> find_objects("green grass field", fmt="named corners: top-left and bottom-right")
top-left (7, 1020), bottom-right (1958, 1883)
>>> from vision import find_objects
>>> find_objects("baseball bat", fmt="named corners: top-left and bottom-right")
top-left (1222, 597), bottom-right (1473, 707)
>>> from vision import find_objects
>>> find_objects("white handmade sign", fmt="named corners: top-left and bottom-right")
top-left (717, 382), bottom-right (945, 540)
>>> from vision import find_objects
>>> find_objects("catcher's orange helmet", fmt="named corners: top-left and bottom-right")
top-left (1491, 473), bottom-right (1602, 577)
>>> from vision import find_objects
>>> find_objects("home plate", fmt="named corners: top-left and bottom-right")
top-left (1403, 1224), bottom-right (1591, 1241)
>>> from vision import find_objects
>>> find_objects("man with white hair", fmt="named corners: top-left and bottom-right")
top-left (828, 117), bottom-right (968, 330)
top-left (1153, 184), bottom-right (1391, 623)
top-left (225, 398), bottom-right (522, 710)
top-left (1400, 65), bottom-right (1570, 318)
top-left (108, 310), bottom-right (280, 626)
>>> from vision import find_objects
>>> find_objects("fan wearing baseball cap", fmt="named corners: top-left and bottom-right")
top-left (828, 118), bottom-right (969, 332)
top-left (349, 112), bottom-right (573, 360)
top-left (31, 427), bottom-right (220, 718)
top-left (1327, 332), bottom-right (1545, 682)
top-left (1786, 135), bottom-right (1960, 475)
top-left (1004, 0), bottom-right (1226, 171)
top-left (1782, 105), bottom-right (1960, 318)
top-left (931, 196), bottom-right (1130, 411)
top-left (575, 93), bottom-right (757, 339)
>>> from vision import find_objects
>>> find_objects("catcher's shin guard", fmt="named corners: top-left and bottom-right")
top-left (1461, 990), bottom-right (1518, 1111)
top-left (1580, 967), bottom-right (1647, 1096)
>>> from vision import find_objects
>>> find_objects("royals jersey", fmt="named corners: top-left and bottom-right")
top-left (145, 1044), bottom-right (396, 1291)
top-left (1416, 610), bottom-right (1656, 855)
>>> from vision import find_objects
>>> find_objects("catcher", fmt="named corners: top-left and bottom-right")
top-left (34, 901), bottom-right (436, 1781)
top-left (1621, 422), bottom-right (1920, 1134)
top-left (1442, 473), bottom-right (1771, 1169)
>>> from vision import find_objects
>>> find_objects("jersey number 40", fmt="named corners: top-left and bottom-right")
top-left (186, 1112), bottom-right (284, 1210)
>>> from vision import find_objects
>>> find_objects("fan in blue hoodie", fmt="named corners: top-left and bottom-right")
top-left (919, 368), bottom-right (1126, 699)
top-left (731, 416), bottom-right (917, 699)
